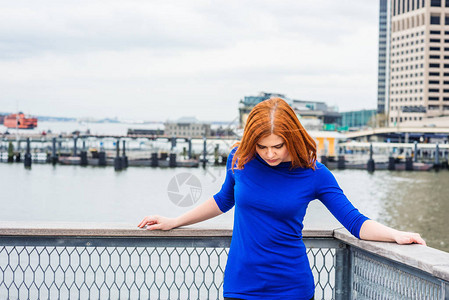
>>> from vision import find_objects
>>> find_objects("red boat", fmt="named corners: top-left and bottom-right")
top-left (3, 113), bottom-right (38, 129)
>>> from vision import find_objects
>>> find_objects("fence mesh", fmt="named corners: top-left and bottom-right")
top-left (0, 243), bottom-right (335, 300)
top-left (351, 249), bottom-right (442, 300)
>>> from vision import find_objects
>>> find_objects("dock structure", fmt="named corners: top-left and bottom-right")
top-left (0, 223), bottom-right (448, 299)
top-left (1, 132), bottom-right (448, 171)
top-left (344, 127), bottom-right (449, 143)
top-left (332, 141), bottom-right (449, 172)
top-left (0, 134), bottom-right (235, 169)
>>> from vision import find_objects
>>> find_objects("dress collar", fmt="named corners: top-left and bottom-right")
top-left (254, 153), bottom-right (293, 170)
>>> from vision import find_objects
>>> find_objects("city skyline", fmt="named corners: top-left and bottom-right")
top-left (0, 0), bottom-right (378, 121)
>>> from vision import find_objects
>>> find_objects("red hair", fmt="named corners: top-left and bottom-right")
top-left (232, 97), bottom-right (317, 171)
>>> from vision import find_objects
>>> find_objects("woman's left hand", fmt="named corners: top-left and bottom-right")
top-left (360, 220), bottom-right (427, 246)
top-left (394, 231), bottom-right (426, 246)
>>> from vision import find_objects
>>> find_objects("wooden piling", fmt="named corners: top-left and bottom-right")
top-left (122, 140), bottom-right (128, 168)
top-left (388, 157), bottom-right (395, 171)
top-left (405, 156), bottom-right (413, 171)
top-left (51, 137), bottom-right (58, 165)
top-left (337, 155), bottom-right (345, 170)
top-left (169, 153), bottom-right (177, 167)
top-left (367, 143), bottom-right (374, 172)
top-left (114, 139), bottom-right (122, 171)
top-left (151, 153), bottom-right (158, 167)
top-left (24, 138), bottom-right (31, 168)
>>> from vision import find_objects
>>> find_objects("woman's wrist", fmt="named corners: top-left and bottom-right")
top-left (391, 229), bottom-right (404, 243)
top-left (172, 217), bottom-right (181, 229)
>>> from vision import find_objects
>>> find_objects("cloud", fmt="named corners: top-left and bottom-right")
top-left (0, 0), bottom-right (377, 57)
top-left (0, 0), bottom-right (379, 120)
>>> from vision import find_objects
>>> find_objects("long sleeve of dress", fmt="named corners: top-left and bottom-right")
top-left (314, 164), bottom-right (369, 238)
top-left (213, 148), bottom-right (236, 213)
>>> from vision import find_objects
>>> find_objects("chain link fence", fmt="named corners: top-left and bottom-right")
top-left (0, 237), bottom-right (336, 299)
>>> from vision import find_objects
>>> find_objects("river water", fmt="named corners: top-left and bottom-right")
top-left (1, 121), bottom-right (448, 252)
top-left (0, 161), bottom-right (448, 252)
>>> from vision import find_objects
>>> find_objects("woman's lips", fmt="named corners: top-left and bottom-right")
top-left (266, 158), bottom-right (278, 163)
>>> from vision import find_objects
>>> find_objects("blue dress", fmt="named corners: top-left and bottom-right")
top-left (214, 148), bottom-right (369, 299)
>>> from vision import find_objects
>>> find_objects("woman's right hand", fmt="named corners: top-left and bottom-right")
top-left (138, 215), bottom-right (177, 230)
top-left (137, 198), bottom-right (223, 231)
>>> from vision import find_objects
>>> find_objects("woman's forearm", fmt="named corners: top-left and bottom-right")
top-left (359, 220), bottom-right (426, 245)
top-left (174, 197), bottom-right (223, 228)
top-left (138, 197), bottom-right (223, 230)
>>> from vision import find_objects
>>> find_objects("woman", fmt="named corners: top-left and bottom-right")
top-left (138, 98), bottom-right (426, 300)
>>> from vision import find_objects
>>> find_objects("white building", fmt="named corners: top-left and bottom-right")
top-left (164, 117), bottom-right (211, 137)
top-left (389, 0), bottom-right (449, 126)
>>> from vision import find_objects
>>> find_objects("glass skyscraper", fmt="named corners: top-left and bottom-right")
top-left (378, 0), bottom-right (389, 114)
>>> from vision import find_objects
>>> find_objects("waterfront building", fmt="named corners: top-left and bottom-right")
top-left (164, 117), bottom-right (211, 137)
top-left (210, 126), bottom-right (235, 137)
top-left (127, 128), bottom-right (164, 135)
top-left (291, 100), bottom-right (341, 131)
top-left (238, 92), bottom-right (341, 131)
top-left (239, 92), bottom-right (286, 127)
top-left (378, 0), bottom-right (390, 114)
top-left (340, 109), bottom-right (378, 130)
top-left (389, 0), bottom-right (449, 126)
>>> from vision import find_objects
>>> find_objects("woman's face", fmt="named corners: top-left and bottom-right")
top-left (255, 134), bottom-right (291, 166)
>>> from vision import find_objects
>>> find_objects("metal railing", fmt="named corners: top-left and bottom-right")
top-left (0, 223), bottom-right (448, 299)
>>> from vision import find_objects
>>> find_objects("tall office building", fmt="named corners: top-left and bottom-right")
top-left (389, 0), bottom-right (449, 126)
top-left (378, 0), bottom-right (389, 114)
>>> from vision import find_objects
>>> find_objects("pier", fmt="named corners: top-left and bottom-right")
top-left (2, 132), bottom-right (449, 172)
top-left (343, 127), bottom-right (449, 143)
top-left (0, 223), bottom-right (448, 299)
top-left (0, 134), bottom-right (237, 169)
top-left (320, 141), bottom-right (449, 172)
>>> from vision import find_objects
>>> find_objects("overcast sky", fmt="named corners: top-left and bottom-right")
top-left (0, 0), bottom-right (379, 121)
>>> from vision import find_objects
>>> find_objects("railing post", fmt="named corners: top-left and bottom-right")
top-left (444, 281), bottom-right (449, 300)
top-left (335, 243), bottom-right (351, 300)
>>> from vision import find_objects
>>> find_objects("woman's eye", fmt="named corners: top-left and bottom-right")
top-left (275, 144), bottom-right (284, 149)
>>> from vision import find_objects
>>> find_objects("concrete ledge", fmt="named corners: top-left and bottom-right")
top-left (433, 265), bottom-right (449, 282)
top-left (0, 222), bottom-right (336, 238)
top-left (334, 227), bottom-right (449, 282)
top-left (0, 222), bottom-right (233, 237)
